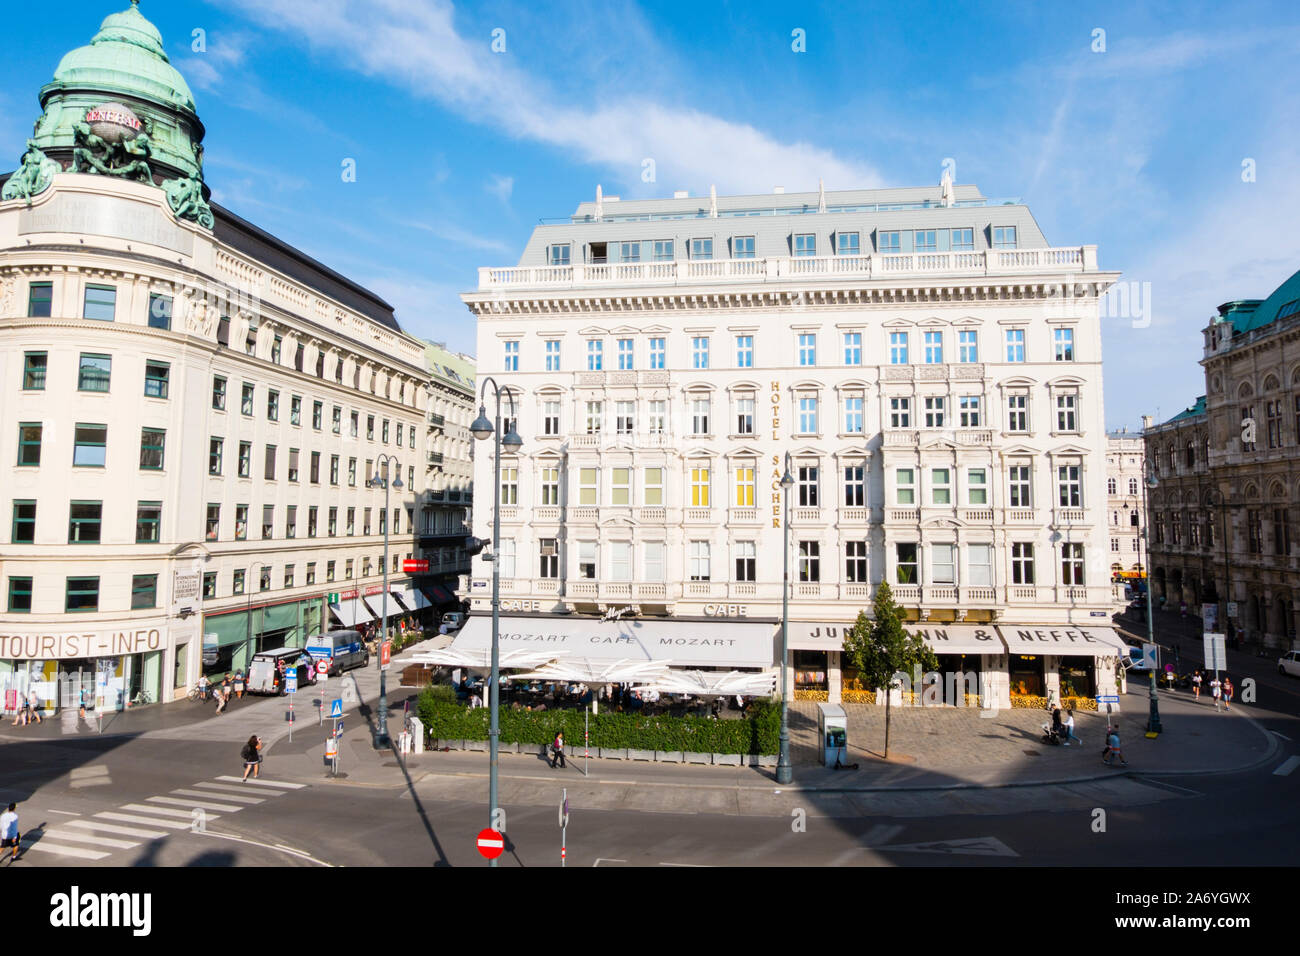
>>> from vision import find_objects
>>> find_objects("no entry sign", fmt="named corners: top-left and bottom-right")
top-left (476, 828), bottom-right (504, 860)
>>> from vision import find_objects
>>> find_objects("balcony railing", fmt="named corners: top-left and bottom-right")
top-left (478, 247), bottom-right (1098, 291)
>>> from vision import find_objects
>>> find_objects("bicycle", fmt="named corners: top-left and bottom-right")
top-left (186, 683), bottom-right (212, 703)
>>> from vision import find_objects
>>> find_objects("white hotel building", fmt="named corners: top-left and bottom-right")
top-left (460, 182), bottom-right (1128, 707)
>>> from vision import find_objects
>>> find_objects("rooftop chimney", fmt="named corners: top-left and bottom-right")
top-left (1141, 415), bottom-right (1154, 430)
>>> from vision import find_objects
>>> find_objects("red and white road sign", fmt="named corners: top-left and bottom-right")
top-left (403, 559), bottom-right (429, 573)
top-left (380, 640), bottom-right (392, 667)
top-left (476, 828), bottom-right (504, 860)
top-left (316, 660), bottom-right (329, 675)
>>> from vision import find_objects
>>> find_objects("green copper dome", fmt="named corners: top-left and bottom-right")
top-left (44, 0), bottom-right (196, 115)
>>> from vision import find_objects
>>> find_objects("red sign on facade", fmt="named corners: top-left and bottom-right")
top-left (403, 560), bottom-right (429, 573)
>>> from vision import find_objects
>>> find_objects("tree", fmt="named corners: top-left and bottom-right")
top-left (842, 581), bottom-right (938, 758)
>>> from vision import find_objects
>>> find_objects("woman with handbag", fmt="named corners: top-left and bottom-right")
top-left (241, 735), bottom-right (263, 781)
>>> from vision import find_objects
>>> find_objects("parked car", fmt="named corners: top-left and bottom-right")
top-left (441, 612), bottom-right (466, 632)
top-left (1278, 650), bottom-right (1300, 677)
top-left (247, 647), bottom-right (318, 695)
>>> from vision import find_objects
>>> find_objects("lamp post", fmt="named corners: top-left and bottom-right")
top-left (776, 453), bottom-right (795, 785)
top-left (1141, 468), bottom-right (1162, 734)
top-left (1208, 491), bottom-right (1235, 648)
top-left (469, 377), bottom-right (522, 867)
top-left (366, 454), bottom-right (403, 749)
top-left (245, 562), bottom-right (268, 665)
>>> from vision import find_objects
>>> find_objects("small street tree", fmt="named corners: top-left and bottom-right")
top-left (842, 581), bottom-right (938, 758)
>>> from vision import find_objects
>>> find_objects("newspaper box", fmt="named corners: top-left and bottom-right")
top-left (817, 702), bottom-right (847, 766)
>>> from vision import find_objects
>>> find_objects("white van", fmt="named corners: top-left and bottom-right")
top-left (304, 630), bottom-right (369, 676)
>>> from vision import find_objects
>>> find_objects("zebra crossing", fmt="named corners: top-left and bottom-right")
top-left (18, 775), bottom-right (307, 863)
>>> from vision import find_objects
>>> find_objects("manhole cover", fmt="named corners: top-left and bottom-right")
top-left (1023, 750), bottom-right (1042, 757)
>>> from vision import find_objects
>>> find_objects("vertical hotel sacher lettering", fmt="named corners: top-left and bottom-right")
top-left (0, 2), bottom-right (442, 714)
top-left (457, 179), bottom-right (1136, 709)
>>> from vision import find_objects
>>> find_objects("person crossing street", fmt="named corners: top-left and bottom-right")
top-left (549, 731), bottom-right (566, 769)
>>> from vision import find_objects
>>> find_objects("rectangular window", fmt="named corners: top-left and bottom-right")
top-left (617, 338), bottom-right (634, 370)
top-left (73, 423), bottom-right (107, 467)
top-left (844, 395), bottom-right (864, 434)
top-left (18, 422), bottom-right (42, 466)
top-left (1057, 465), bottom-right (1083, 507)
top-left (798, 333), bottom-right (817, 366)
top-left (732, 541), bottom-right (757, 582)
top-left (539, 539), bottom-right (559, 578)
top-left (22, 352), bottom-right (47, 390)
top-left (967, 544), bottom-right (993, 587)
top-left (733, 236), bottom-right (755, 258)
top-left (233, 569), bottom-right (246, 594)
top-left (203, 503), bottom-right (220, 541)
top-left (951, 228), bottom-right (974, 251)
top-left (1056, 392), bottom-right (1078, 432)
top-left (798, 396), bottom-right (819, 434)
top-left (1005, 328), bottom-right (1026, 362)
top-left (644, 468), bottom-right (663, 506)
top-left (649, 338), bottom-right (665, 370)
top-left (308, 506), bottom-right (319, 538)
top-left (931, 543), bottom-right (955, 584)
top-left (798, 465), bottom-right (819, 507)
top-left (332, 406), bottom-right (342, 434)
top-left (585, 401), bottom-right (602, 435)
top-left (736, 335), bottom-right (754, 368)
top-left (845, 541), bottom-right (869, 583)
top-left (958, 395), bottom-right (981, 427)
top-left (288, 448), bottom-right (300, 483)
top-left (799, 541), bottom-right (821, 581)
top-left (140, 428), bottom-right (165, 470)
top-left (1012, 542), bottom-right (1035, 584)
top-left (310, 451), bottom-right (320, 484)
top-left (579, 468), bottom-right (598, 506)
top-left (896, 543), bottom-right (918, 583)
top-left (649, 400), bottom-right (667, 435)
top-left (28, 282), bottom-right (53, 317)
top-left (1061, 542), bottom-right (1085, 585)
top-left (690, 238), bottom-right (713, 260)
top-left (735, 466), bottom-right (755, 507)
top-left (271, 336), bottom-right (282, 364)
top-left (878, 231), bottom-right (900, 254)
top-left (844, 332), bottom-right (862, 366)
top-left (689, 540), bottom-right (711, 580)
top-left (12, 500), bottom-right (36, 544)
top-left (540, 465), bottom-right (560, 505)
top-left (203, 572), bottom-right (217, 598)
top-left (968, 468), bottom-right (988, 505)
top-left (735, 396), bottom-right (755, 435)
top-left (1009, 465), bottom-right (1032, 508)
top-left (311, 401), bottom-right (323, 430)
top-left (230, 441), bottom-right (248, 479)
top-left (643, 541), bottom-right (665, 580)
top-left (264, 444), bottom-right (277, 481)
top-left (690, 467), bottom-right (711, 507)
top-left (286, 505), bottom-right (297, 538)
top-left (793, 234), bottom-right (816, 257)
top-left (993, 226), bottom-right (1018, 249)
top-left (66, 576), bottom-right (100, 612)
top-left (918, 395), bottom-right (944, 429)
top-left (345, 560), bottom-right (353, 580)
top-left (890, 331), bottom-right (909, 365)
top-left (691, 398), bottom-right (710, 436)
top-left (287, 395), bottom-right (301, 427)
top-left (78, 354), bottom-right (111, 392)
top-left (931, 468), bottom-right (952, 505)
top-left (890, 397), bottom-right (911, 429)
top-left (1007, 392), bottom-right (1029, 432)
top-left (653, 240), bottom-right (674, 262)
top-left (233, 504), bottom-right (248, 541)
top-left (135, 501), bottom-right (161, 543)
top-left (549, 244), bottom-right (571, 266)
top-left (500, 466), bottom-right (518, 505)
top-left (587, 339), bottom-right (603, 371)
top-left (844, 464), bottom-right (865, 507)
top-left (692, 336), bottom-right (710, 369)
top-left (131, 573), bottom-right (158, 609)
top-left (545, 340), bottom-right (561, 371)
top-left (896, 468), bottom-right (915, 505)
top-left (577, 541), bottom-right (597, 579)
top-left (144, 361), bottom-right (170, 399)
top-left (1054, 327), bottom-right (1075, 362)
top-left (68, 501), bottom-right (103, 543)
top-left (328, 507), bottom-right (337, 536)
top-left (260, 567), bottom-right (272, 592)
top-left (366, 415), bottom-right (375, 440)
top-left (242, 383), bottom-right (254, 416)
top-left (616, 401), bottom-right (634, 436)
top-left (958, 330), bottom-right (978, 363)
top-left (914, 229), bottom-right (937, 252)
top-left (542, 400), bottom-right (561, 436)
top-left (267, 390), bottom-right (279, 421)
top-left (837, 232), bottom-right (860, 256)
top-left (147, 293), bottom-right (172, 330)
top-left (496, 540), bottom-right (515, 579)
top-left (348, 458), bottom-right (357, 486)
top-left (504, 340), bottom-right (520, 371)
top-left (620, 241), bottom-right (641, 263)
top-left (924, 330), bottom-right (943, 364)
top-left (83, 284), bottom-right (116, 321)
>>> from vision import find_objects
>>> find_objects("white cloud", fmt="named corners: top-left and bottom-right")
top-left (220, 0), bottom-right (879, 192)
top-left (486, 174), bottom-right (513, 203)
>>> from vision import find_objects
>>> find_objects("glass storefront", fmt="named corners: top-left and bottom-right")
top-left (1057, 657), bottom-right (1097, 700)
top-left (0, 652), bottom-right (162, 715)
top-left (201, 597), bottom-right (323, 678)
top-left (793, 650), bottom-right (829, 691)
top-left (934, 654), bottom-right (984, 705)
top-left (1009, 655), bottom-right (1045, 698)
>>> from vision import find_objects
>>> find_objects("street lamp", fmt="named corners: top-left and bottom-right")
top-left (1141, 468), bottom-right (1162, 734)
top-left (245, 562), bottom-right (268, 665)
top-left (366, 455), bottom-right (404, 749)
top-left (776, 453), bottom-right (795, 785)
top-left (469, 377), bottom-right (522, 867)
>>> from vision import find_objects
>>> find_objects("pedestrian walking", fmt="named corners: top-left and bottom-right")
top-left (214, 686), bottom-right (229, 715)
top-left (1063, 709), bottom-right (1082, 746)
top-left (241, 735), bottom-right (263, 781)
top-left (1210, 676), bottom-right (1222, 712)
top-left (549, 731), bottom-right (566, 769)
top-left (1, 803), bottom-right (18, 862)
top-left (1102, 725), bottom-right (1127, 766)
top-left (27, 690), bottom-right (42, 725)
top-left (1223, 676), bottom-right (1234, 710)
top-left (1191, 670), bottom-right (1202, 700)
top-left (11, 693), bottom-right (29, 727)
top-left (233, 670), bottom-right (246, 699)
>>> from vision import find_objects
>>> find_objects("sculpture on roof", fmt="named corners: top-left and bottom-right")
top-left (163, 174), bottom-right (214, 229)
top-left (2, 139), bottom-right (61, 202)
top-left (71, 119), bottom-right (153, 183)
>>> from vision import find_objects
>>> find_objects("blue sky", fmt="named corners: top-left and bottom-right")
top-left (3, 0), bottom-right (1299, 430)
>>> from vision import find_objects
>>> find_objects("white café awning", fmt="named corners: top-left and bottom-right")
top-left (449, 615), bottom-right (776, 669)
top-left (510, 659), bottom-right (670, 685)
top-left (997, 625), bottom-right (1130, 658)
top-left (329, 598), bottom-right (373, 628)
top-left (786, 621), bottom-right (856, 652)
top-left (362, 593), bottom-right (400, 620)
top-left (632, 669), bottom-right (778, 697)
top-left (406, 648), bottom-right (557, 671)
top-left (903, 624), bottom-right (1006, 656)
top-left (397, 586), bottom-right (432, 611)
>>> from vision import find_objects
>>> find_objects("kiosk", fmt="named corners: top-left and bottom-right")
top-left (817, 702), bottom-right (848, 766)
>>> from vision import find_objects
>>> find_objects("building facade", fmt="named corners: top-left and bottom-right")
top-left (1106, 430), bottom-right (1147, 578)
top-left (1145, 269), bottom-right (1300, 650)
top-left (0, 2), bottom-right (435, 712)
top-left (417, 341), bottom-right (476, 604)
top-left (460, 181), bottom-right (1127, 707)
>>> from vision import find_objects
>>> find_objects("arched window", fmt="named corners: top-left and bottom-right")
top-left (1129, 477), bottom-right (1139, 495)
top-left (1186, 442), bottom-right (1196, 468)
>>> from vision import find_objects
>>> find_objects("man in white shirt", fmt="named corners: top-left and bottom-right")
top-left (1, 803), bottom-right (19, 861)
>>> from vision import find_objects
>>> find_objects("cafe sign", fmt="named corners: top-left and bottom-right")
top-left (0, 626), bottom-right (166, 660)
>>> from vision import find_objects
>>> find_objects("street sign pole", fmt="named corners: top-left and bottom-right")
top-left (584, 710), bottom-right (590, 778)
top-left (559, 789), bottom-right (568, 868)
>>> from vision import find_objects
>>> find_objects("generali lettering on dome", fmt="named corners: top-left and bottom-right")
top-left (84, 105), bottom-right (142, 133)
top-left (0, 628), bottom-right (165, 660)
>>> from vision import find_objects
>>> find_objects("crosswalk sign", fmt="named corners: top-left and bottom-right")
top-left (329, 698), bottom-right (343, 718)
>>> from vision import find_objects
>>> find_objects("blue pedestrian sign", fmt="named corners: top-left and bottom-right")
top-left (329, 698), bottom-right (343, 718)
top-left (1096, 695), bottom-right (1120, 703)
top-left (285, 672), bottom-right (298, 694)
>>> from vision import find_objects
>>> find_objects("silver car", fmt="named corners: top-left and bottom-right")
top-left (1278, 650), bottom-right (1300, 678)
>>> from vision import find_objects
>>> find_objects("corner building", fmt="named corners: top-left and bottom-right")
top-left (461, 182), bottom-right (1129, 708)
top-left (0, 3), bottom-right (433, 711)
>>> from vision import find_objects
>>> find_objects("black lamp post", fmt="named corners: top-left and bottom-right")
top-left (776, 453), bottom-right (795, 785)
top-left (1142, 469), bottom-right (1163, 734)
top-left (366, 455), bottom-right (403, 748)
top-left (469, 377), bottom-right (522, 867)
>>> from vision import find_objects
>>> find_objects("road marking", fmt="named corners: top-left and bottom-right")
top-left (19, 839), bottom-right (109, 860)
top-left (1273, 756), bottom-right (1300, 777)
top-left (1271, 730), bottom-right (1292, 741)
top-left (863, 823), bottom-right (905, 846)
top-left (47, 809), bottom-right (80, 816)
top-left (192, 782), bottom-right (270, 796)
top-left (877, 836), bottom-right (1019, 858)
top-left (593, 858), bottom-right (627, 866)
top-left (67, 819), bottom-right (168, 839)
top-left (122, 803), bottom-right (220, 821)
top-left (214, 776), bottom-right (305, 790)
top-left (45, 829), bottom-right (138, 850)
top-left (95, 812), bottom-right (190, 830)
top-left (148, 795), bottom-right (243, 812)
top-left (172, 788), bottom-right (264, 804)
top-left (191, 829), bottom-right (333, 866)
top-left (660, 861), bottom-right (710, 867)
